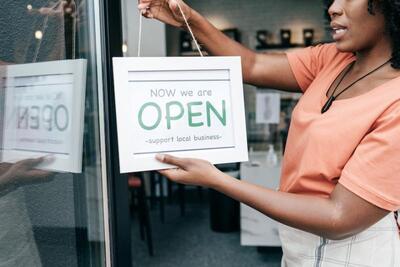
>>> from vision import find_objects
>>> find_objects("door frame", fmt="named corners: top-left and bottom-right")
top-left (98, 0), bottom-right (132, 266)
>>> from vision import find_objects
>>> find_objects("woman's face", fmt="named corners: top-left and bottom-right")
top-left (328, 0), bottom-right (388, 53)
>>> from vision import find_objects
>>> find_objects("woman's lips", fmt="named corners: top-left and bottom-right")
top-left (331, 21), bottom-right (348, 41)
top-left (331, 27), bottom-right (348, 41)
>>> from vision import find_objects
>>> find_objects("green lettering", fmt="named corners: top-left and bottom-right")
top-left (138, 102), bottom-right (161, 130)
top-left (166, 101), bottom-right (184, 129)
top-left (187, 101), bottom-right (204, 127)
top-left (206, 100), bottom-right (226, 127)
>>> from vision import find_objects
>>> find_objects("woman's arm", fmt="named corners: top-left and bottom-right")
top-left (138, 0), bottom-right (301, 92)
top-left (156, 155), bottom-right (389, 240)
top-left (187, 11), bottom-right (300, 91)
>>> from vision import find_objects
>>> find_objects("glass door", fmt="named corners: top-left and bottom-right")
top-left (0, 0), bottom-right (111, 266)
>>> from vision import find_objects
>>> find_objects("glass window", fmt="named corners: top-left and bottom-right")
top-left (0, 1), bottom-right (109, 266)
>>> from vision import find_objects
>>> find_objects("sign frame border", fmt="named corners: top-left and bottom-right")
top-left (113, 56), bottom-right (249, 173)
top-left (1, 59), bottom-right (87, 173)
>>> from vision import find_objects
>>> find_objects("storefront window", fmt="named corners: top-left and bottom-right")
top-left (0, 0), bottom-right (109, 266)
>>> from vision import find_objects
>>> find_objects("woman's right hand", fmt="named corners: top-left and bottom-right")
top-left (138, 0), bottom-right (193, 28)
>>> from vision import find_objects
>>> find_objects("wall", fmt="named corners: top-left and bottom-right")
top-left (167, 0), bottom-right (329, 55)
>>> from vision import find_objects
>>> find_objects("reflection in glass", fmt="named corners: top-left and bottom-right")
top-left (2, 60), bottom-right (86, 173)
top-left (1, 0), bottom-right (107, 266)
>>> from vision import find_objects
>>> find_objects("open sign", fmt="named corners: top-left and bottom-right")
top-left (137, 100), bottom-right (226, 130)
top-left (113, 57), bottom-right (248, 172)
top-left (1, 59), bottom-right (87, 173)
top-left (17, 104), bottom-right (69, 132)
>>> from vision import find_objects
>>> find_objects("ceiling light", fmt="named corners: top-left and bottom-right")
top-left (35, 30), bottom-right (43, 40)
top-left (122, 43), bottom-right (128, 53)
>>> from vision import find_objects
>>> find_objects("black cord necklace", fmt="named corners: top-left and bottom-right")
top-left (321, 58), bottom-right (392, 113)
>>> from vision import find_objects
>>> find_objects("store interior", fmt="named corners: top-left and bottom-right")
top-left (122, 1), bottom-right (331, 266)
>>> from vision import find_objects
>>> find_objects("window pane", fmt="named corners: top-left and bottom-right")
top-left (0, 1), bottom-right (108, 266)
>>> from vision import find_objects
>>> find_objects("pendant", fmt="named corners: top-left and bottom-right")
top-left (321, 95), bottom-right (335, 114)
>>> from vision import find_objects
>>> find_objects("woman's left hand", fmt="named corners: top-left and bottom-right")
top-left (155, 154), bottom-right (222, 188)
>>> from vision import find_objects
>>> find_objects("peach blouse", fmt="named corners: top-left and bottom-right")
top-left (280, 43), bottom-right (400, 211)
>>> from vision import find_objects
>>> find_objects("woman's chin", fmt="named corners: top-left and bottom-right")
top-left (334, 41), bottom-right (356, 53)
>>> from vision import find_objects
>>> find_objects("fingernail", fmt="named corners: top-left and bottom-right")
top-left (155, 154), bottom-right (165, 162)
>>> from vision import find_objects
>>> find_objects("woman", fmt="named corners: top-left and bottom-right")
top-left (138, 0), bottom-right (400, 265)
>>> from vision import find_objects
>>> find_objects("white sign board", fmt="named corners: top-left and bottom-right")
top-left (113, 57), bottom-right (248, 172)
top-left (256, 92), bottom-right (280, 124)
top-left (1, 59), bottom-right (87, 173)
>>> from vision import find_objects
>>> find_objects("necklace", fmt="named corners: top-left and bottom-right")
top-left (321, 58), bottom-right (392, 113)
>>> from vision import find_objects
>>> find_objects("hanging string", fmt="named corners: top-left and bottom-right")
top-left (121, 0), bottom-right (130, 56)
top-left (138, 0), bottom-right (203, 57)
top-left (24, 8), bottom-right (41, 62)
top-left (32, 1), bottom-right (62, 62)
top-left (175, 1), bottom-right (203, 57)
top-left (70, 0), bottom-right (77, 59)
top-left (137, 10), bottom-right (143, 57)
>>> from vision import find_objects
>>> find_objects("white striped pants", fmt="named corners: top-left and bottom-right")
top-left (279, 213), bottom-right (400, 267)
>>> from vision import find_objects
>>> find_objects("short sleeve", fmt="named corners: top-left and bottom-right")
top-left (339, 102), bottom-right (400, 211)
top-left (286, 43), bottom-right (340, 92)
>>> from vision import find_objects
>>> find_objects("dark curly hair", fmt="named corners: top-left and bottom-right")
top-left (324, 0), bottom-right (400, 69)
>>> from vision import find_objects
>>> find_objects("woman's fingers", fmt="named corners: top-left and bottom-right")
top-left (137, 0), bottom-right (189, 27)
top-left (138, 2), bottom-right (155, 18)
top-left (156, 156), bottom-right (218, 187)
top-left (17, 157), bottom-right (44, 168)
top-left (138, 3), bottom-right (149, 14)
top-left (146, 11), bottom-right (154, 18)
top-left (138, 3), bottom-right (150, 10)
top-left (156, 154), bottom-right (189, 169)
top-left (158, 168), bottom-right (184, 181)
top-left (168, 0), bottom-right (185, 18)
top-left (168, 0), bottom-right (178, 10)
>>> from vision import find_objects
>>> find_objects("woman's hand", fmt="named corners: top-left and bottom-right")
top-left (1, 157), bottom-right (54, 188)
top-left (155, 154), bottom-right (222, 188)
top-left (138, 0), bottom-right (193, 28)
